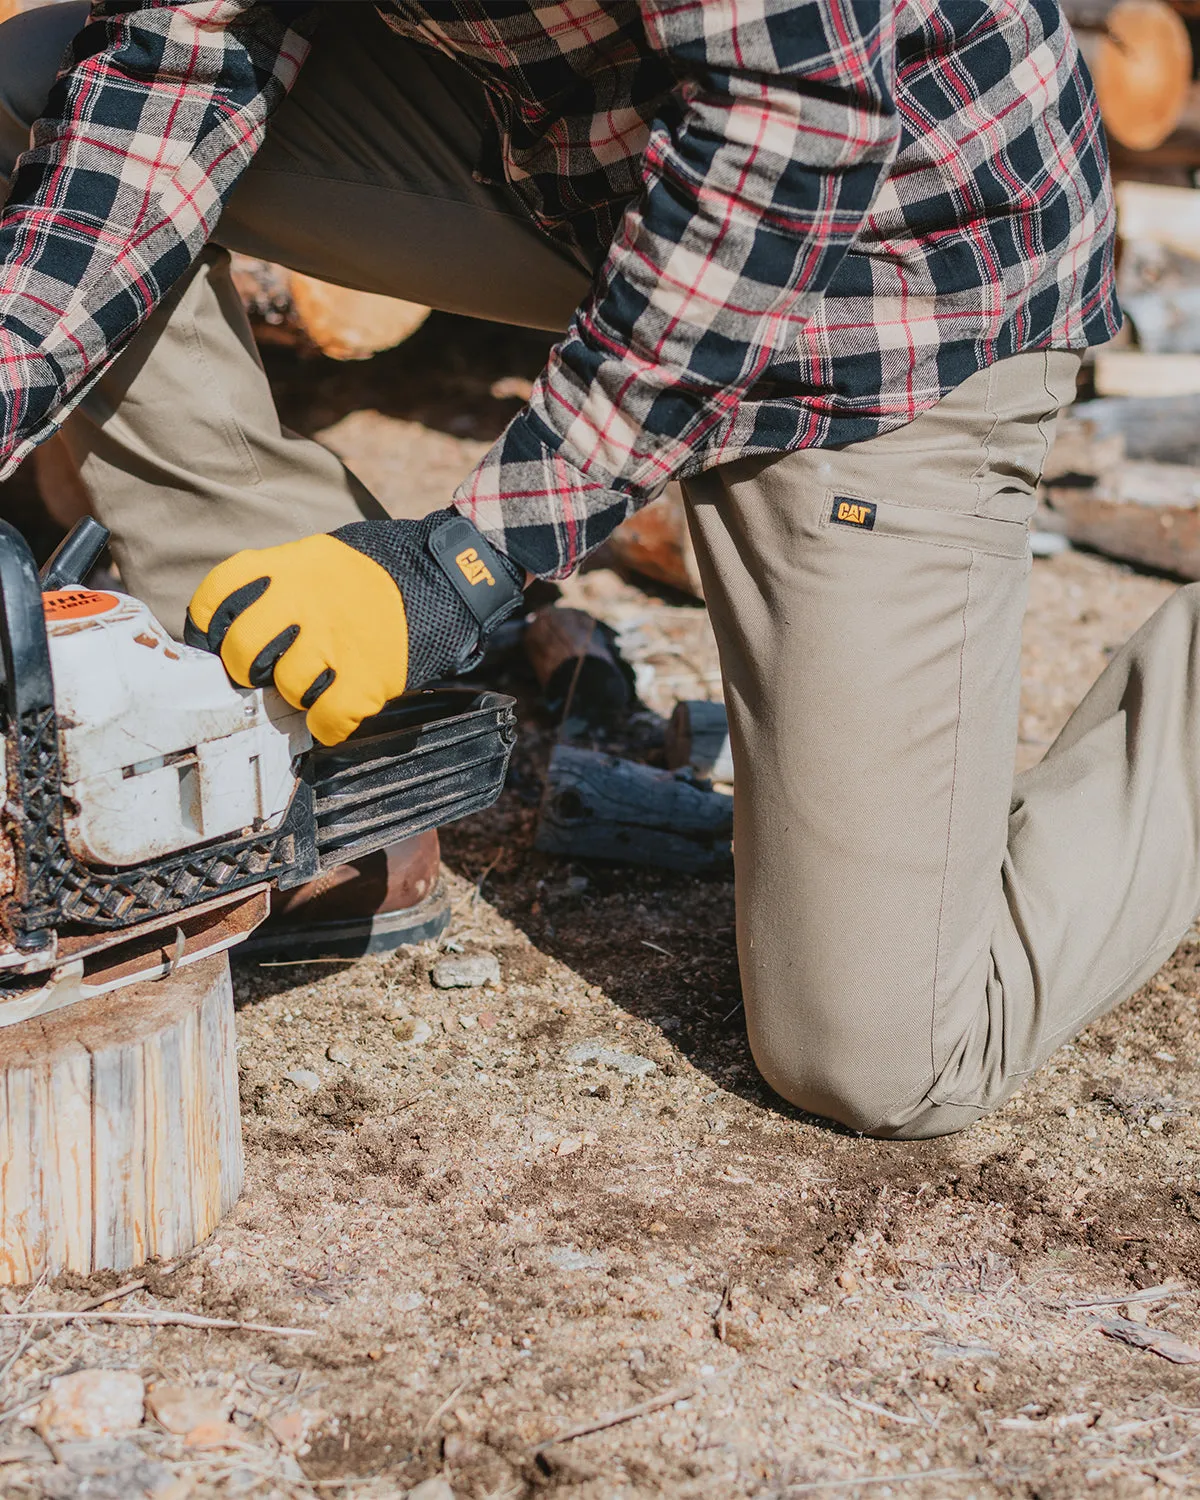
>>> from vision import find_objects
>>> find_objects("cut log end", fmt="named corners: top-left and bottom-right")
top-left (230, 258), bottom-right (431, 362)
top-left (1077, 0), bottom-right (1193, 151)
top-left (0, 954), bottom-right (243, 1285)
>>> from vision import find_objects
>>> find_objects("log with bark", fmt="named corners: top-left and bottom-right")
top-left (1109, 183), bottom-right (1200, 351)
top-left (1040, 464), bottom-right (1200, 575)
top-left (535, 746), bottom-right (732, 874)
top-left (1039, 401), bottom-right (1200, 575)
top-left (665, 700), bottom-right (733, 784)
top-left (605, 485), bottom-right (704, 601)
top-left (1091, 347), bottom-right (1200, 394)
top-left (1055, 392), bottom-right (1200, 463)
top-left (523, 606), bottom-right (633, 727)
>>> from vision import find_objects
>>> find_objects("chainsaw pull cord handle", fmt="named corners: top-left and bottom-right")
top-left (40, 516), bottom-right (111, 592)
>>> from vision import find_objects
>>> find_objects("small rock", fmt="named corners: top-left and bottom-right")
top-left (392, 1290), bottom-right (425, 1312)
top-left (444, 1436), bottom-right (488, 1467)
top-left (146, 1383), bottom-right (232, 1436)
top-left (39, 1369), bottom-right (144, 1440)
top-left (430, 952), bottom-right (500, 989)
top-left (183, 1419), bottom-right (243, 1448)
top-left (458, 1013), bottom-right (477, 1031)
top-left (836, 1270), bottom-right (858, 1293)
top-left (283, 1068), bottom-right (320, 1093)
top-left (393, 1017), bottom-right (433, 1046)
top-left (268, 1407), bottom-right (324, 1454)
top-left (565, 1041), bottom-right (657, 1078)
top-left (409, 1480), bottom-right (456, 1500)
top-left (326, 1041), bottom-right (354, 1066)
top-left (556, 1136), bottom-right (582, 1156)
top-left (1030, 529), bottom-right (1071, 558)
top-left (477, 1011), bottom-right (498, 1030)
top-left (549, 1246), bottom-right (606, 1271)
top-left (38, 1440), bottom-right (178, 1500)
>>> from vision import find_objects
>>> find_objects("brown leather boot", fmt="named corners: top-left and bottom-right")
top-left (239, 830), bottom-right (450, 959)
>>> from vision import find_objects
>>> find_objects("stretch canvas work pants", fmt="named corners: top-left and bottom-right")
top-left (6, 5), bottom-right (1200, 1138)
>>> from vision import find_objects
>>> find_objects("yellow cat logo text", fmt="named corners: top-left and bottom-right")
top-left (456, 547), bottom-right (495, 587)
top-left (831, 496), bottom-right (877, 531)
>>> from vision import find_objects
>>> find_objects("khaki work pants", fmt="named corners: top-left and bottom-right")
top-left (5, 5), bottom-right (1200, 1138)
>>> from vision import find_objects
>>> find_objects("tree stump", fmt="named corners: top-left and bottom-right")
top-left (0, 954), bottom-right (243, 1285)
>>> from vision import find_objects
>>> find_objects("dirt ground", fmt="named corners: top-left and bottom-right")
top-left (2, 317), bottom-right (1200, 1500)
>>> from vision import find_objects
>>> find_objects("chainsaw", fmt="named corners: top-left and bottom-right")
top-left (0, 517), bottom-right (517, 1027)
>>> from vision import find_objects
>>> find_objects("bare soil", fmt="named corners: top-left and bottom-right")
top-left (1, 317), bottom-right (1199, 1500)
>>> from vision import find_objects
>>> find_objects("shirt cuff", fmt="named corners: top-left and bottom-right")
top-left (0, 328), bottom-right (64, 482)
top-left (452, 407), bottom-right (644, 580)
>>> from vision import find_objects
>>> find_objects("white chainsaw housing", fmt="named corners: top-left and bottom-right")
top-left (38, 589), bottom-right (311, 867)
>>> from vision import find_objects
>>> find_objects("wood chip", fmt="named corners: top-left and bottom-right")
top-left (1096, 1317), bottom-right (1200, 1364)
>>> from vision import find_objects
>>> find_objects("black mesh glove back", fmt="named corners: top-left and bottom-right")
top-left (333, 511), bottom-right (525, 684)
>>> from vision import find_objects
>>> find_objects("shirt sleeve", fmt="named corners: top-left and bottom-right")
top-left (0, 0), bottom-right (315, 480)
top-left (455, 0), bottom-right (900, 579)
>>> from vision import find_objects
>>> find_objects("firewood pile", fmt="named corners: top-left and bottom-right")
top-left (1039, 179), bottom-right (1200, 577)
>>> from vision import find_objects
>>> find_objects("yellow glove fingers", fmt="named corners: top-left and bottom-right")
top-left (306, 674), bottom-right (385, 747)
top-left (188, 548), bottom-right (272, 639)
top-left (188, 533), bottom-right (413, 747)
top-left (271, 633), bottom-right (334, 712)
top-left (217, 589), bottom-right (303, 689)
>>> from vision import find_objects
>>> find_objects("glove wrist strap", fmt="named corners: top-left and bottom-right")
top-left (426, 514), bottom-right (523, 634)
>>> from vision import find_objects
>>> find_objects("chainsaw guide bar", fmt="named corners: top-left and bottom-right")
top-left (0, 520), bottom-right (518, 999)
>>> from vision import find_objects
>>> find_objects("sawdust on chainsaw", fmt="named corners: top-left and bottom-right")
top-left (0, 316), bottom-right (1199, 1499)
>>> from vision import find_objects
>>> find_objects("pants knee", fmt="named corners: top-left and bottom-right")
top-left (746, 1014), bottom-right (991, 1140)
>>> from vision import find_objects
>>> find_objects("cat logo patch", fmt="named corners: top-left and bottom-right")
top-left (455, 547), bottom-right (496, 587)
top-left (831, 497), bottom-right (877, 531)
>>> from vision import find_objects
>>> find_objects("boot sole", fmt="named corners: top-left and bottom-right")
top-left (237, 881), bottom-right (452, 961)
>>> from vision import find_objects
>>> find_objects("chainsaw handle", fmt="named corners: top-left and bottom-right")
top-left (40, 516), bottom-right (110, 591)
top-left (0, 519), bottom-right (53, 723)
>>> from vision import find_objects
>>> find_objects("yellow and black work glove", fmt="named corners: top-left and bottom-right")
top-left (185, 509), bottom-right (524, 746)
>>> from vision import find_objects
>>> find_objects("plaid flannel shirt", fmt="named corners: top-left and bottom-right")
top-left (0, 0), bottom-right (1118, 579)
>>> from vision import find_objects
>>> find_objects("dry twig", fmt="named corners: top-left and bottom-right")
top-left (77, 1279), bottom-right (147, 1312)
top-left (0, 1311), bottom-right (315, 1336)
top-left (534, 1382), bottom-right (697, 1454)
top-left (783, 1469), bottom-right (979, 1494)
top-left (417, 1378), bottom-right (470, 1441)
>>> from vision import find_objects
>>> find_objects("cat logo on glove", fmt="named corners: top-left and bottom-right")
top-left (456, 547), bottom-right (496, 587)
top-left (831, 497), bottom-right (877, 530)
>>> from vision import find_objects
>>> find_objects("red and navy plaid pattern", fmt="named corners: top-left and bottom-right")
top-left (0, 2), bottom-right (1118, 580)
